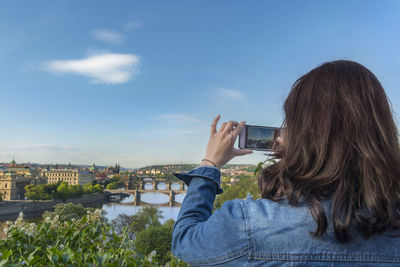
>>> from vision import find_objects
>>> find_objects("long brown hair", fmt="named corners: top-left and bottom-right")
top-left (259, 60), bottom-right (400, 243)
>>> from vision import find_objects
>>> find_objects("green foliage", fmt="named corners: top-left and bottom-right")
top-left (0, 210), bottom-right (188, 266)
top-left (214, 175), bottom-right (261, 211)
top-left (112, 206), bottom-right (163, 235)
top-left (164, 219), bottom-right (175, 228)
top-left (254, 161), bottom-right (264, 177)
top-left (83, 183), bottom-right (103, 194)
top-left (42, 203), bottom-right (97, 222)
top-left (254, 158), bottom-right (277, 176)
top-left (56, 182), bottom-right (70, 200)
top-left (135, 224), bottom-right (174, 265)
top-left (221, 175), bottom-right (230, 183)
top-left (25, 184), bottom-right (55, 200)
top-left (106, 180), bottom-right (126, 190)
top-left (93, 184), bottom-right (103, 192)
top-left (133, 206), bottom-right (163, 231)
top-left (25, 181), bottom-right (102, 201)
top-left (102, 177), bottom-right (121, 188)
top-left (69, 185), bottom-right (84, 197)
top-left (214, 159), bottom-right (277, 211)
top-left (243, 165), bottom-right (257, 172)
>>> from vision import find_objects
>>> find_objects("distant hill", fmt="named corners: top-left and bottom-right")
top-left (138, 163), bottom-right (256, 172)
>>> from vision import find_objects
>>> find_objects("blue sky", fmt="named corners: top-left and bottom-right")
top-left (1, 1), bottom-right (400, 168)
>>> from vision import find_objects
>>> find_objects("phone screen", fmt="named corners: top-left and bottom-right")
top-left (245, 126), bottom-right (280, 150)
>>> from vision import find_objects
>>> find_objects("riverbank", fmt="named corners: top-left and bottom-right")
top-left (0, 193), bottom-right (106, 221)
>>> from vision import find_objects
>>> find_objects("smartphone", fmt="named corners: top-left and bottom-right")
top-left (238, 125), bottom-right (281, 151)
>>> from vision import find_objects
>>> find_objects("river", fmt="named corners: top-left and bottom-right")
top-left (103, 182), bottom-right (187, 223)
top-left (0, 182), bottom-right (187, 236)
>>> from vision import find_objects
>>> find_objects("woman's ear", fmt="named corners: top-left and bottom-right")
top-left (274, 128), bottom-right (286, 152)
top-left (277, 136), bottom-right (284, 146)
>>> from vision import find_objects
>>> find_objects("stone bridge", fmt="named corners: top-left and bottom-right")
top-left (124, 176), bottom-right (185, 190)
top-left (136, 180), bottom-right (185, 190)
top-left (105, 180), bottom-right (187, 206)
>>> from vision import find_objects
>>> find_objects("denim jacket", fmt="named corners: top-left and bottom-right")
top-left (172, 166), bottom-right (400, 266)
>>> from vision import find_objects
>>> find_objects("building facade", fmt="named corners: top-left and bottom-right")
top-left (0, 167), bottom-right (46, 200)
top-left (41, 169), bottom-right (95, 185)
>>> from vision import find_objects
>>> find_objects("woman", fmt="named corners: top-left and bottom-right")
top-left (172, 60), bottom-right (400, 266)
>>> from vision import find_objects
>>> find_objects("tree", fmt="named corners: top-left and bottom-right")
top-left (103, 177), bottom-right (120, 188)
top-left (25, 184), bottom-right (51, 200)
top-left (133, 206), bottom-right (163, 232)
top-left (25, 180), bottom-right (101, 201)
top-left (106, 180), bottom-right (125, 190)
top-left (43, 182), bottom-right (59, 196)
top-left (82, 183), bottom-right (94, 193)
top-left (93, 184), bottom-right (103, 193)
top-left (82, 183), bottom-right (102, 194)
top-left (56, 182), bottom-right (70, 201)
top-left (164, 218), bottom-right (175, 228)
top-left (112, 206), bottom-right (163, 234)
top-left (135, 224), bottom-right (174, 265)
top-left (69, 184), bottom-right (83, 197)
top-left (213, 175), bottom-right (261, 211)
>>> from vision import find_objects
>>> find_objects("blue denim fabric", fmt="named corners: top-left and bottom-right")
top-left (172, 166), bottom-right (400, 266)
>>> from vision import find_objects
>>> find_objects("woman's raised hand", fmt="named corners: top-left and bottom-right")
top-left (201, 115), bottom-right (253, 169)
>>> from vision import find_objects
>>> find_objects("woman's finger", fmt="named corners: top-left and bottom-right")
top-left (219, 122), bottom-right (228, 133)
top-left (232, 121), bottom-right (245, 138)
top-left (222, 120), bottom-right (238, 135)
top-left (210, 115), bottom-right (220, 135)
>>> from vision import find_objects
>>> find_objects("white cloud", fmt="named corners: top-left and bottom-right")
top-left (216, 88), bottom-right (246, 101)
top-left (92, 30), bottom-right (124, 44)
top-left (14, 144), bottom-right (78, 151)
top-left (43, 53), bottom-right (140, 84)
top-left (0, 152), bottom-right (13, 159)
top-left (152, 113), bottom-right (210, 138)
top-left (154, 113), bottom-right (202, 124)
top-left (124, 21), bottom-right (142, 31)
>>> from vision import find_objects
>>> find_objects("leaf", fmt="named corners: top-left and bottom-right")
top-left (62, 254), bottom-right (70, 264)
top-left (1, 250), bottom-right (12, 260)
top-left (28, 256), bottom-right (41, 265)
top-left (254, 161), bottom-right (264, 176)
top-left (27, 247), bottom-right (39, 263)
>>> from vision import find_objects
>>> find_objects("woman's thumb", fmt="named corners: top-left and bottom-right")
top-left (234, 149), bottom-right (253, 156)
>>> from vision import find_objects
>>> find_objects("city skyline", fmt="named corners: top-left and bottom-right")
top-left (1, 1), bottom-right (400, 168)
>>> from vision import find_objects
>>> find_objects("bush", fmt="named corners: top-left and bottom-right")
top-left (0, 210), bottom-right (188, 266)
top-left (42, 203), bottom-right (98, 222)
